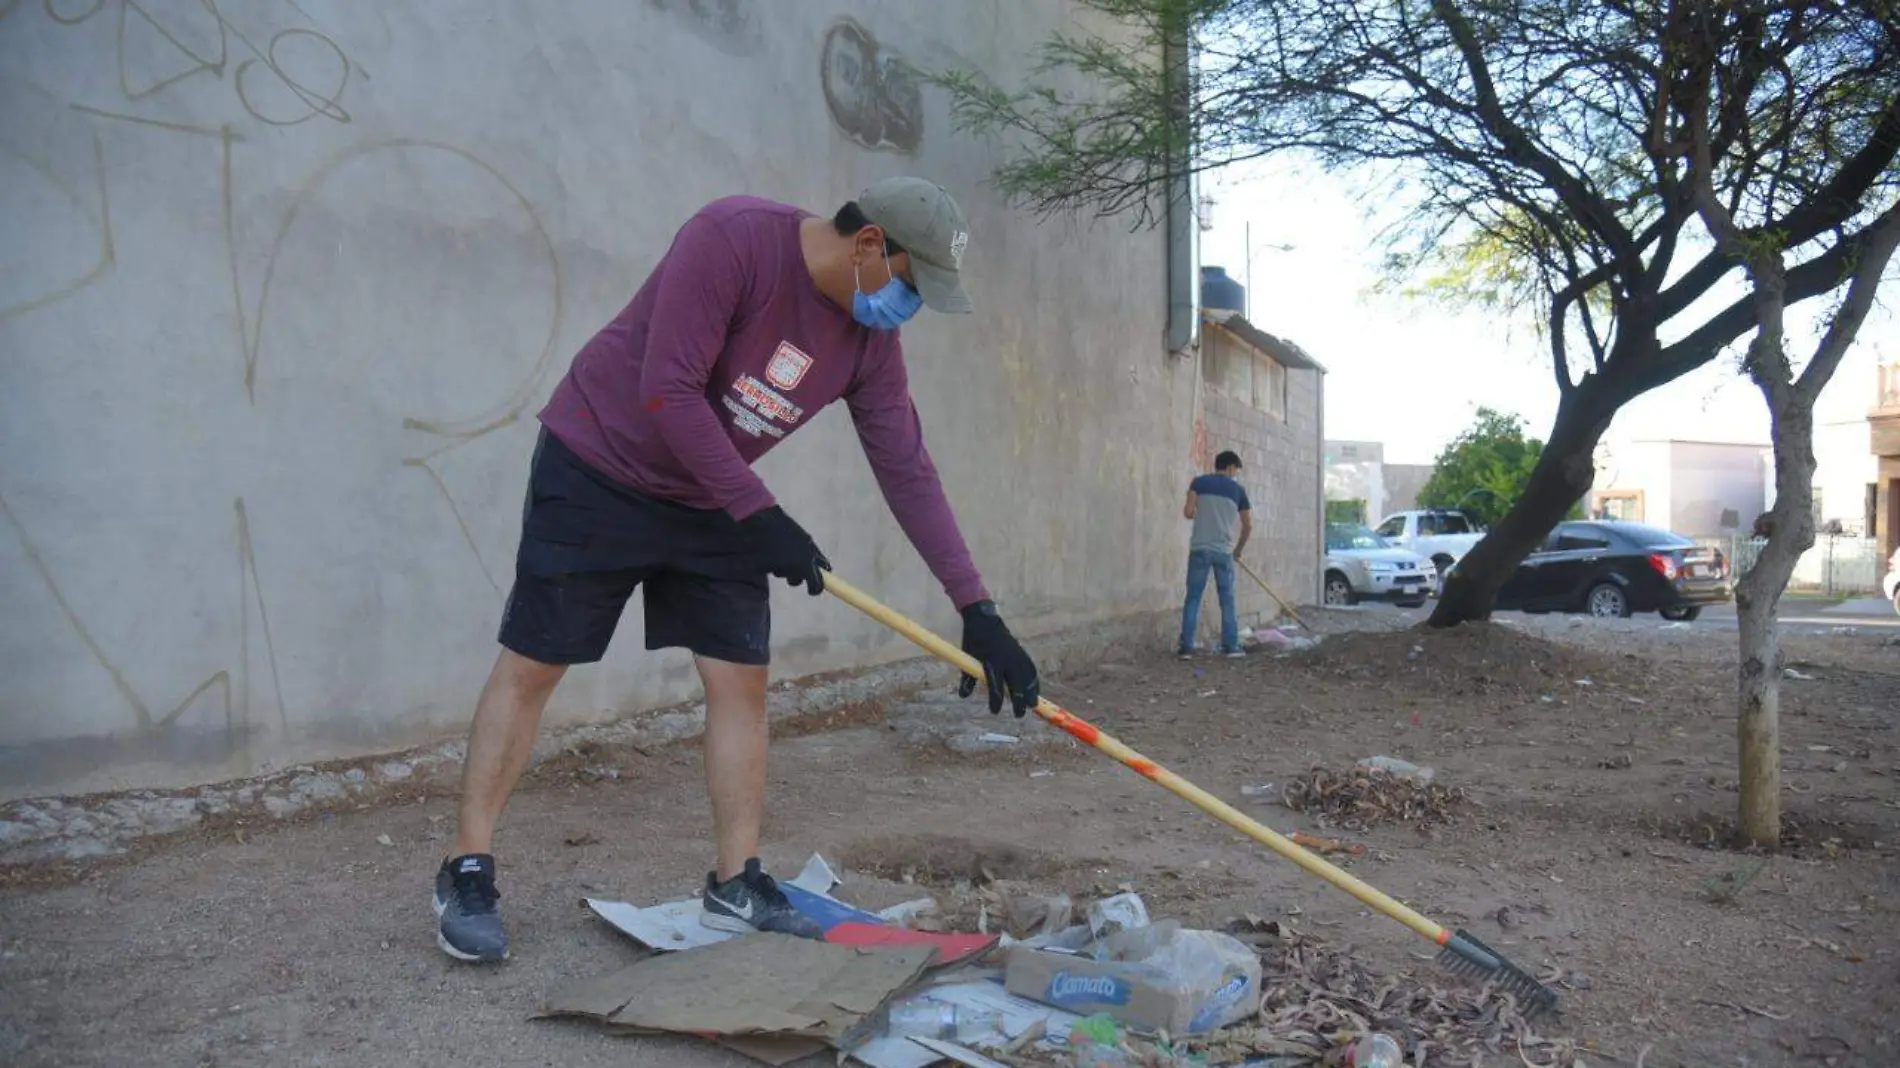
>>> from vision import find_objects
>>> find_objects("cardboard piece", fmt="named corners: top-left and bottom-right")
top-left (541, 933), bottom-right (937, 1041)
top-left (1003, 928), bottom-right (1262, 1035)
top-left (585, 854), bottom-right (996, 968)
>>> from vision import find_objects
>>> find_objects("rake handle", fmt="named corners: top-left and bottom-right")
top-left (1235, 558), bottom-right (1308, 631)
top-left (819, 570), bottom-right (1449, 948)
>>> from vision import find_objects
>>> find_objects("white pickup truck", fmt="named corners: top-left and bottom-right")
top-left (1374, 509), bottom-right (1487, 584)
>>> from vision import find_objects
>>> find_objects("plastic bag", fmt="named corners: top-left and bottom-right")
top-left (1097, 922), bottom-right (1263, 1033)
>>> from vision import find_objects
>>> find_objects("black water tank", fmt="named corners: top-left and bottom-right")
top-left (1201, 265), bottom-right (1246, 313)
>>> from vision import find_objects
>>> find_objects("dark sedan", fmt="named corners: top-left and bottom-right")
top-left (1494, 520), bottom-right (1733, 620)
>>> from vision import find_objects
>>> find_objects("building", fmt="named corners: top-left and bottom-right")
top-left (1813, 413), bottom-right (1881, 536)
top-left (0, 4), bottom-right (1324, 799)
top-left (1323, 441), bottom-right (1433, 526)
top-left (1873, 361), bottom-right (1900, 568)
top-left (1590, 439), bottom-right (1766, 536)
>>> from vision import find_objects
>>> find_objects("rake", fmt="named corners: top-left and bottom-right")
top-left (1235, 557), bottom-right (1309, 631)
top-left (820, 570), bottom-right (1559, 1018)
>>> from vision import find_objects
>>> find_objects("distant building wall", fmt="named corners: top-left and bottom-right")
top-left (1670, 442), bottom-right (1764, 536)
top-left (1382, 463), bottom-right (1433, 514)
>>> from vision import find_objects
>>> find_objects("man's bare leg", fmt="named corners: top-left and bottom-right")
top-left (454, 649), bottom-right (568, 855)
top-left (436, 648), bottom-right (567, 962)
top-left (697, 655), bottom-right (769, 881)
top-left (695, 654), bottom-right (822, 938)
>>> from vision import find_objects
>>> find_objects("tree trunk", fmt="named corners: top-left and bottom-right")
top-left (1429, 384), bottom-right (1614, 626)
top-left (1736, 398), bottom-right (1817, 848)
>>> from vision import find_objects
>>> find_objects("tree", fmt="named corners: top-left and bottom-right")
top-left (1661, 1), bottom-right (1900, 847)
top-left (937, 0), bottom-right (1900, 632)
top-left (1415, 408), bottom-right (1573, 528)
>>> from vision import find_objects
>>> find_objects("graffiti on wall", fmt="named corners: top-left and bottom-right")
top-left (645, 0), bottom-right (761, 57)
top-left (0, 0), bottom-right (562, 770)
top-left (820, 17), bottom-right (922, 154)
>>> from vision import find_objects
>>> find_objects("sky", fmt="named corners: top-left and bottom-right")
top-left (1197, 159), bottom-right (1898, 466)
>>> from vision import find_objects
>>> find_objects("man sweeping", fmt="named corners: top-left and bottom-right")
top-left (433, 178), bottom-right (1041, 962)
top-left (1178, 450), bottom-right (1252, 658)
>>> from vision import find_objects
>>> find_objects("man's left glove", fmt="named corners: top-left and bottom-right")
top-left (956, 600), bottom-right (1040, 718)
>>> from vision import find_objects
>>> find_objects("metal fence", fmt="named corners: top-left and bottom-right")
top-left (1694, 535), bottom-right (1887, 597)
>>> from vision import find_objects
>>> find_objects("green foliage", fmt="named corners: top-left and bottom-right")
top-left (1416, 408), bottom-right (1576, 527)
top-left (1325, 499), bottom-right (1368, 526)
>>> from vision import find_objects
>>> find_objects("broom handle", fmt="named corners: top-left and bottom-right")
top-left (820, 571), bottom-right (1448, 947)
top-left (1235, 558), bottom-right (1308, 631)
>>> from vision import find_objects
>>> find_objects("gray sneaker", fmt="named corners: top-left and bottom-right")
top-left (434, 854), bottom-right (508, 962)
top-left (700, 858), bottom-right (824, 939)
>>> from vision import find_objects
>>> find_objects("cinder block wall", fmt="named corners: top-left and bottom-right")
top-left (0, 1), bottom-right (1220, 798)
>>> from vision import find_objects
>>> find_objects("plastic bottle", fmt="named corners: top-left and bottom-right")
top-left (882, 1000), bottom-right (1001, 1041)
top-left (1351, 1032), bottom-right (1404, 1067)
top-left (1355, 756), bottom-right (1436, 783)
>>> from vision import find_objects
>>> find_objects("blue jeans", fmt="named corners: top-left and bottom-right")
top-left (1179, 548), bottom-right (1239, 653)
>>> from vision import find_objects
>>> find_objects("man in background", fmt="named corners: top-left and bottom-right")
top-left (1179, 450), bottom-right (1252, 658)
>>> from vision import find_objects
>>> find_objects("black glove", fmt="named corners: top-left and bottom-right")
top-left (738, 505), bottom-right (829, 596)
top-left (956, 600), bottom-right (1040, 718)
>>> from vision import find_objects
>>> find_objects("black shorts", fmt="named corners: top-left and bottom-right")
top-left (497, 428), bottom-right (770, 666)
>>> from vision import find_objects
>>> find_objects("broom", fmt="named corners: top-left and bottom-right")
top-left (820, 570), bottom-right (1559, 1018)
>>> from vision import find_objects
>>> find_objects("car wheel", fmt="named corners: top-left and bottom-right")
top-left (1587, 583), bottom-right (1631, 618)
top-left (1323, 571), bottom-right (1356, 607)
top-left (1659, 606), bottom-right (1702, 622)
top-left (1432, 554), bottom-right (1455, 582)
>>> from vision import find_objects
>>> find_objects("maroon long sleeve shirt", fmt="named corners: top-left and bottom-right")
top-left (537, 196), bottom-right (990, 609)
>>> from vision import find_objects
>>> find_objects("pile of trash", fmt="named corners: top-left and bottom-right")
top-left (542, 857), bottom-right (1576, 1067)
top-left (1244, 625), bottom-right (1320, 655)
top-left (1278, 760), bottom-right (1470, 832)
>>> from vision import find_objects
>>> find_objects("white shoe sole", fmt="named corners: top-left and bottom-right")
top-left (699, 908), bottom-right (761, 935)
top-left (433, 891), bottom-right (508, 962)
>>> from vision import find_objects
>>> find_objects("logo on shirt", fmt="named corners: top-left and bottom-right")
top-left (725, 374), bottom-right (807, 440)
top-left (764, 341), bottom-right (814, 391)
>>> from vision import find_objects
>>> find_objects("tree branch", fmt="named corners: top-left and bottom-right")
top-left (1795, 200), bottom-right (1900, 402)
top-left (1430, 0), bottom-right (1644, 274)
top-left (1646, 218), bottom-right (1882, 391)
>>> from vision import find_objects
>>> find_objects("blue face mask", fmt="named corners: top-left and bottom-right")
top-left (852, 252), bottom-right (923, 331)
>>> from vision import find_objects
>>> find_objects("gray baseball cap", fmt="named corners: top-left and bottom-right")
top-left (856, 177), bottom-right (972, 314)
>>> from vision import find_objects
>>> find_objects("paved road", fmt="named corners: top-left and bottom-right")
top-left (1693, 598), bottom-right (1900, 633)
top-left (1340, 596), bottom-right (1900, 633)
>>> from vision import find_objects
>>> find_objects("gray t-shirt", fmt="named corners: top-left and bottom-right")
top-left (1188, 473), bottom-right (1250, 553)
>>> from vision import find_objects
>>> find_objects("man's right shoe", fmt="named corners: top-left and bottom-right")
top-left (701, 858), bottom-right (824, 939)
top-left (434, 853), bottom-right (508, 962)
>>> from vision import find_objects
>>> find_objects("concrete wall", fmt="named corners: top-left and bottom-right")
top-left (1323, 440), bottom-right (1383, 523)
top-left (1596, 440), bottom-right (1764, 535)
top-left (1811, 416), bottom-right (1878, 535)
top-left (1669, 442), bottom-right (1764, 536)
top-left (1323, 442), bottom-right (1429, 525)
top-left (1195, 324), bottom-right (1323, 635)
top-left (0, 1), bottom-right (1212, 799)
top-left (1381, 464), bottom-right (1432, 516)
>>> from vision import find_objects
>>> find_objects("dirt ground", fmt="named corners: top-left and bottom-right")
top-left (1, 609), bottom-right (1896, 1067)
